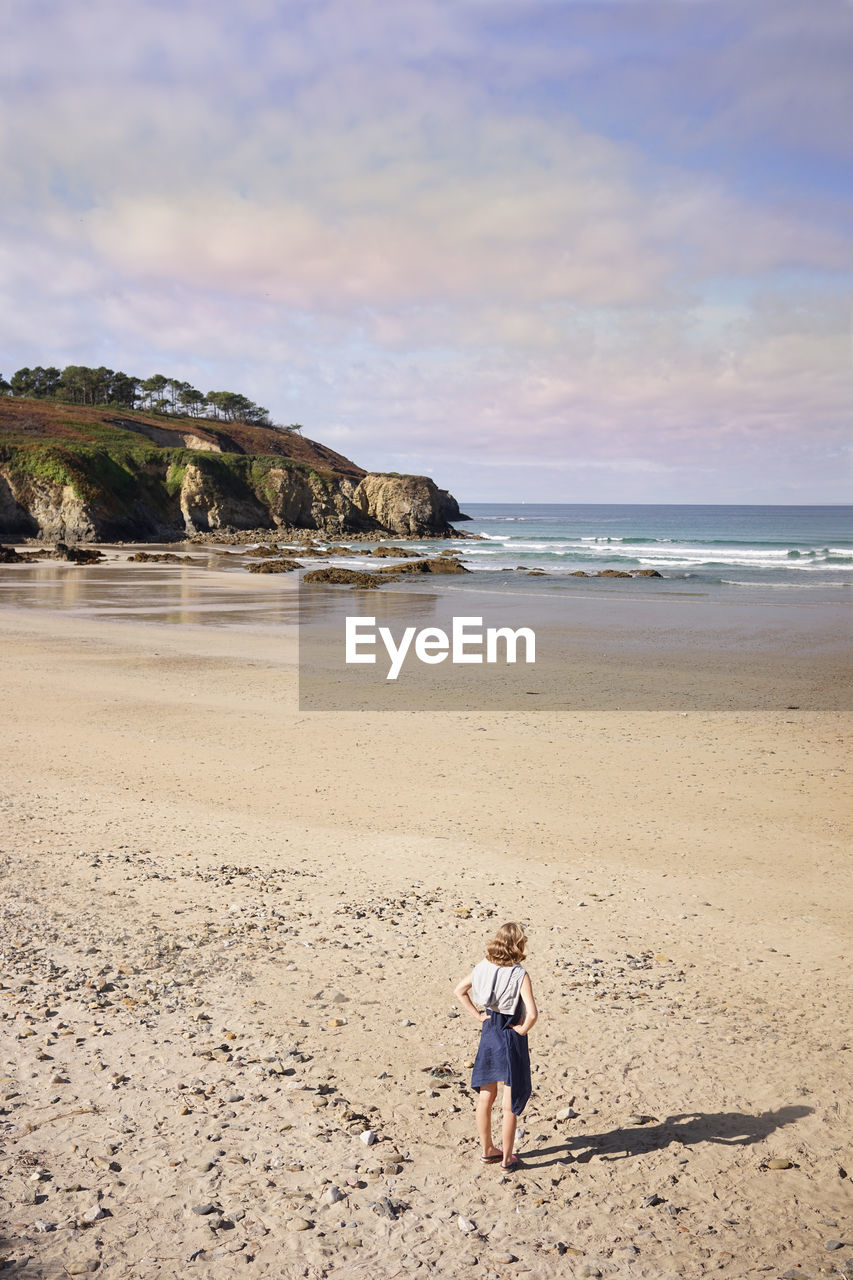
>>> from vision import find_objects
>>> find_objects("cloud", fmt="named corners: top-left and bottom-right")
top-left (1, 0), bottom-right (851, 500)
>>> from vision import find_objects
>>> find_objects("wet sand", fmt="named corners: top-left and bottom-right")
top-left (1, 561), bottom-right (851, 1278)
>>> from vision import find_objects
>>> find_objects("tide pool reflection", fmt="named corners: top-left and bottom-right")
top-left (0, 561), bottom-right (302, 627)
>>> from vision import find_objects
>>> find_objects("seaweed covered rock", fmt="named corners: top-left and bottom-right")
top-left (248, 558), bottom-right (301, 574)
top-left (368, 545), bottom-right (420, 559)
top-left (375, 557), bottom-right (468, 576)
top-left (302, 567), bottom-right (381, 588)
top-left (127, 551), bottom-right (194, 564)
top-left (54, 542), bottom-right (103, 564)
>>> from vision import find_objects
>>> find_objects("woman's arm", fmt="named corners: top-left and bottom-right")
top-left (512, 973), bottom-right (538, 1036)
top-left (454, 972), bottom-right (488, 1024)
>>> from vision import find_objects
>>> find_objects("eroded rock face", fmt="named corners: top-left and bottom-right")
top-left (262, 467), bottom-right (320, 530)
top-left (0, 471), bottom-right (39, 535)
top-left (0, 455), bottom-right (464, 542)
top-left (179, 463), bottom-right (273, 534)
top-left (0, 466), bottom-right (97, 541)
top-left (351, 474), bottom-right (455, 537)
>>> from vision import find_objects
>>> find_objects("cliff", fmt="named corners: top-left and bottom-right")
top-left (0, 398), bottom-right (467, 541)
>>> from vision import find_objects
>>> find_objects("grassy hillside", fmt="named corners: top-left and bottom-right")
top-left (0, 397), bottom-right (366, 485)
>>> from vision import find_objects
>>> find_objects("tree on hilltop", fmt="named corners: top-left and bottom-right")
top-left (6, 362), bottom-right (281, 431)
top-left (206, 390), bottom-right (270, 425)
top-left (178, 385), bottom-right (206, 416)
top-left (10, 366), bottom-right (61, 398)
top-left (140, 374), bottom-right (169, 410)
top-left (109, 372), bottom-right (141, 408)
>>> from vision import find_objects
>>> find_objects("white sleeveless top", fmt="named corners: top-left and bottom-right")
top-left (470, 959), bottom-right (526, 1014)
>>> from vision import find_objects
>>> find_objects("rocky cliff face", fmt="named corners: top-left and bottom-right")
top-left (0, 456), bottom-right (467, 542)
top-left (0, 399), bottom-right (468, 542)
top-left (349, 473), bottom-right (459, 536)
top-left (0, 468), bottom-right (96, 541)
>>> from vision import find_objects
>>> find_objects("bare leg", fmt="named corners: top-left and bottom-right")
top-left (501, 1087), bottom-right (518, 1164)
top-left (476, 1084), bottom-right (501, 1158)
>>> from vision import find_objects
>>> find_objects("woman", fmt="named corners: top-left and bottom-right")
top-left (454, 922), bottom-right (538, 1171)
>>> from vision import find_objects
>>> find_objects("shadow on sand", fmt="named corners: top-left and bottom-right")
top-left (520, 1105), bottom-right (813, 1169)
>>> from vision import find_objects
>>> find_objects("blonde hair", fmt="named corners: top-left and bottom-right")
top-left (485, 922), bottom-right (527, 967)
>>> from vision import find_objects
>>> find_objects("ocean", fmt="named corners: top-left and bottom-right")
top-left (406, 503), bottom-right (853, 602)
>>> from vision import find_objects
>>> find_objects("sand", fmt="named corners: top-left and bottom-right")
top-left (1, 593), bottom-right (851, 1279)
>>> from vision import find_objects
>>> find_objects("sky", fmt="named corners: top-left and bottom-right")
top-left (1, 0), bottom-right (851, 503)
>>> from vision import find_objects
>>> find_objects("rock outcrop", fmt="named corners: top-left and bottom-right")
top-left (0, 415), bottom-right (467, 544)
top-left (349, 474), bottom-right (460, 537)
top-left (0, 469), bottom-right (95, 541)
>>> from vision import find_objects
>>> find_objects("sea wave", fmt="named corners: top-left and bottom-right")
top-left (458, 541), bottom-right (851, 569)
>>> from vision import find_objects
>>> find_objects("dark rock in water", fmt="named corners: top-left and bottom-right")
top-left (127, 551), bottom-right (193, 564)
top-left (570, 570), bottom-right (589, 577)
top-left (248, 558), bottom-right (301, 574)
top-left (0, 544), bottom-right (23, 562)
top-left (425, 556), bottom-right (468, 574)
top-left (596, 569), bottom-right (631, 578)
top-left (375, 557), bottom-right (468, 577)
top-left (243, 544), bottom-right (278, 557)
top-left (54, 543), bottom-right (103, 563)
top-left (369, 545), bottom-right (420, 558)
top-left (633, 569), bottom-right (663, 577)
top-left (527, 569), bottom-right (547, 576)
top-left (303, 567), bottom-right (381, 588)
top-left (439, 488), bottom-right (469, 523)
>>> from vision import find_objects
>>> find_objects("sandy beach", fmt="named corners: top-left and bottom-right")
top-left (1, 570), bottom-right (851, 1279)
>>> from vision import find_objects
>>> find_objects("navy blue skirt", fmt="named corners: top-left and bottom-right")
top-left (470, 1005), bottom-right (532, 1115)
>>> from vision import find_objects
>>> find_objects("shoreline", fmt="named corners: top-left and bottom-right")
top-left (3, 548), bottom-right (849, 710)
